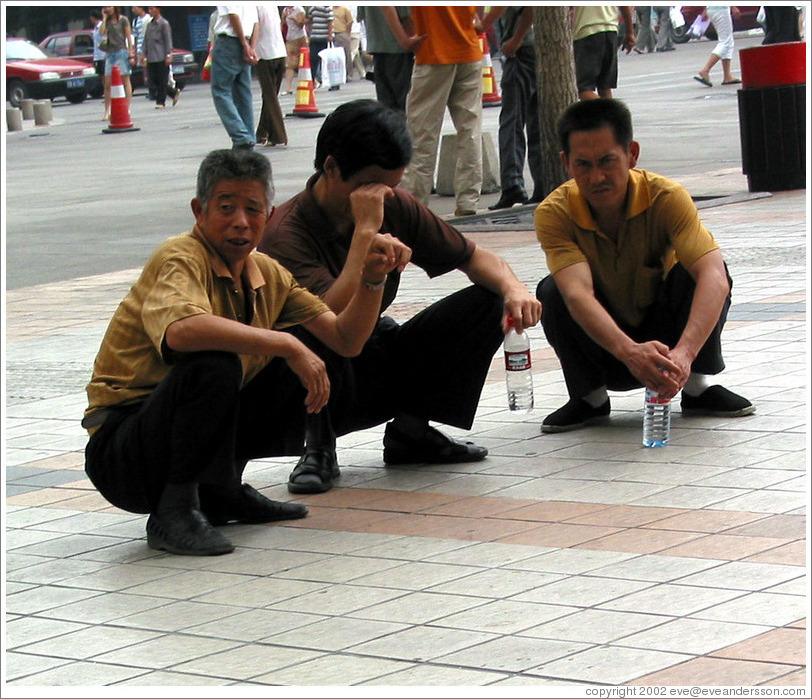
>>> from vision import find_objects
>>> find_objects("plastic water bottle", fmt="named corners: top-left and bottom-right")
top-left (504, 317), bottom-right (534, 413)
top-left (642, 388), bottom-right (671, 447)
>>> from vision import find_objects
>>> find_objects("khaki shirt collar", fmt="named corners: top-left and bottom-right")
top-left (190, 224), bottom-right (265, 290)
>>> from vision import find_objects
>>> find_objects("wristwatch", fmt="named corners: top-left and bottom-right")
top-left (362, 276), bottom-right (387, 291)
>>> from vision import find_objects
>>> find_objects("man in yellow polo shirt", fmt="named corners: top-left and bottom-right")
top-left (535, 99), bottom-right (754, 433)
top-left (83, 149), bottom-right (399, 555)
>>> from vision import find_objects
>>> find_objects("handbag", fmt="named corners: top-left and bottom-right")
top-left (318, 43), bottom-right (346, 89)
top-left (99, 35), bottom-right (112, 52)
top-left (201, 50), bottom-right (213, 82)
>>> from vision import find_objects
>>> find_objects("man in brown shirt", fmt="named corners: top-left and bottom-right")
top-left (83, 149), bottom-right (399, 556)
top-left (260, 99), bottom-right (541, 494)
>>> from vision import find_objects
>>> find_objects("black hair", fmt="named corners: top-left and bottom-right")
top-left (196, 149), bottom-right (274, 212)
top-left (90, 9), bottom-right (102, 20)
top-left (557, 99), bottom-right (634, 155)
top-left (314, 99), bottom-right (412, 179)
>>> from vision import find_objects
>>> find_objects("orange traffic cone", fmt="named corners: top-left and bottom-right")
top-left (288, 46), bottom-right (324, 118)
top-left (102, 65), bottom-right (139, 133)
top-left (479, 34), bottom-right (501, 108)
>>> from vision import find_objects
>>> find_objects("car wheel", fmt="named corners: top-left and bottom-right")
top-left (7, 79), bottom-right (27, 109)
top-left (671, 24), bottom-right (691, 44)
top-left (66, 92), bottom-right (87, 104)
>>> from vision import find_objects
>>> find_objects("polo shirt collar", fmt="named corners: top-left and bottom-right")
top-left (569, 169), bottom-right (651, 231)
top-left (190, 225), bottom-right (265, 290)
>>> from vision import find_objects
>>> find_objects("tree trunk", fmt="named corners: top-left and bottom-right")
top-left (533, 6), bottom-right (578, 198)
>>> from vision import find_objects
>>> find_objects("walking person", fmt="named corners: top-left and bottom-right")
top-left (652, 6), bottom-right (676, 52)
top-left (142, 6), bottom-right (180, 109)
top-left (210, 6), bottom-right (259, 150)
top-left (306, 5), bottom-right (334, 88)
top-left (99, 6), bottom-right (135, 121)
top-left (253, 4), bottom-right (288, 147)
top-left (90, 9), bottom-right (106, 78)
top-left (281, 5), bottom-right (308, 95)
top-left (694, 6), bottom-right (741, 87)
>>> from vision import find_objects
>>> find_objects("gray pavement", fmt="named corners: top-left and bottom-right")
top-left (3, 29), bottom-right (809, 691)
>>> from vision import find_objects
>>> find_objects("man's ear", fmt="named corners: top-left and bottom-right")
top-left (323, 155), bottom-right (341, 180)
top-left (628, 140), bottom-right (640, 168)
top-left (559, 150), bottom-right (571, 174)
top-left (191, 198), bottom-right (204, 220)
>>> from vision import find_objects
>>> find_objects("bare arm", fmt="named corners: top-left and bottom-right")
top-left (457, 246), bottom-right (541, 334)
top-left (321, 184), bottom-right (412, 313)
top-left (380, 6), bottom-right (426, 52)
top-left (619, 6), bottom-right (636, 53)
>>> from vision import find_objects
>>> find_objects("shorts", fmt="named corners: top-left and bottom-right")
top-left (285, 37), bottom-right (307, 70)
top-left (573, 31), bottom-right (618, 92)
top-left (105, 49), bottom-right (132, 76)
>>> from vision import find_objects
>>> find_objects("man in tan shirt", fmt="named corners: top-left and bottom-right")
top-left (83, 149), bottom-right (401, 556)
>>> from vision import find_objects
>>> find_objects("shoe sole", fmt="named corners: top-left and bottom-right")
top-left (383, 449), bottom-right (488, 466)
top-left (147, 532), bottom-right (234, 556)
top-left (541, 414), bottom-right (610, 434)
top-left (681, 405), bottom-right (756, 417)
top-left (287, 468), bottom-right (340, 494)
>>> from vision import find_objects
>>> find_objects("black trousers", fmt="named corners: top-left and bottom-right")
top-left (295, 285), bottom-right (505, 435)
top-left (536, 264), bottom-right (731, 399)
top-left (498, 46), bottom-right (542, 196)
top-left (85, 350), bottom-right (346, 514)
top-left (371, 52), bottom-right (414, 112)
top-left (146, 61), bottom-right (179, 106)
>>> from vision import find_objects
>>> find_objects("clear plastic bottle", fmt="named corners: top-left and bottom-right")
top-left (642, 388), bottom-right (671, 447)
top-left (504, 317), bottom-right (534, 413)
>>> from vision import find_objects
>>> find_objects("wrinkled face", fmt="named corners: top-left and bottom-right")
top-left (192, 179), bottom-right (270, 272)
top-left (561, 127), bottom-right (639, 216)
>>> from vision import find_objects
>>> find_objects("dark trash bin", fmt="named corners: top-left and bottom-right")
top-left (737, 42), bottom-right (806, 192)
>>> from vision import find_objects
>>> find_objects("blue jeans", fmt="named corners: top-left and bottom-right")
top-left (211, 35), bottom-right (255, 148)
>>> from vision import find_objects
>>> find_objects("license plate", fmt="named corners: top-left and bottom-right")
top-left (66, 78), bottom-right (84, 89)
top-left (171, 65), bottom-right (183, 74)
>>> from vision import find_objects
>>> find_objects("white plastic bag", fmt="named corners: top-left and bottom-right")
top-left (687, 14), bottom-right (711, 39)
top-left (670, 6), bottom-right (686, 29)
top-left (318, 43), bottom-right (346, 88)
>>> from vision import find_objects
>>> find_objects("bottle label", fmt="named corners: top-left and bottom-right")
top-left (505, 349), bottom-right (531, 371)
top-left (645, 388), bottom-right (670, 405)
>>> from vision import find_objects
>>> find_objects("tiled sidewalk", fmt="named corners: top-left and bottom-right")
top-left (4, 190), bottom-right (807, 688)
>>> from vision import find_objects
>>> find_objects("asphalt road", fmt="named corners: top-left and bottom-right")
top-left (4, 32), bottom-right (766, 290)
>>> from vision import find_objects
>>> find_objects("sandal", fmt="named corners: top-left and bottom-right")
top-left (693, 75), bottom-right (713, 87)
top-left (287, 448), bottom-right (339, 494)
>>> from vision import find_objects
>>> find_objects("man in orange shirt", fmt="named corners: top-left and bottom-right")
top-left (383, 6), bottom-right (483, 217)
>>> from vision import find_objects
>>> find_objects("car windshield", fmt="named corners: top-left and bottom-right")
top-left (6, 39), bottom-right (50, 61)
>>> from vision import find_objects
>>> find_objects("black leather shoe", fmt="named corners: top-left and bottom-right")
top-left (681, 386), bottom-right (755, 417)
top-left (146, 509), bottom-right (234, 556)
top-left (488, 185), bottom-right (529, 210)
top-left (383, 423), bottom-right (488, 465)
top-left (207, 484), bottom-right (308, 525)
top-left (287, 448), bottom-right (340, 494)
top-left (541, 398), bottom-right (611, 433)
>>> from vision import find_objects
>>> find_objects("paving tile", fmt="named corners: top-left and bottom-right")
top-left (95, 634), bottom-right (241, 669)
top-left (674, 561), bottom-right (805, 592)
top-left (723, 513), bottom-right (807, 539)
top-left (438, 635), bottom-right (592, 673)
top-left (186, 608), bottom-right (327, 642)
top-left (427, 566), bottom-right (562, 599)
top-left (514, 575), bottom-right (653, 608)
top-left (113, 670), bottom-right (233, 686)
top-left (172, 644), bottom-right (324, 682)
top-left (350, 560), bottom-right (483, 591)
top-left (113, 599), bottom-right (244, 633)
top-left (253, 653), bottom-right (415, 685)
top-left (432, 598), bottom-right (573, 634)
top-left (424, 540), bottom-right (546, 567)
top-left (692, 591), bottom-right (808, 627)
top-left (599, 584), bottom-right (745, 617)
top-left (534, 645), bottom-right (687, 685)
top-left (263, 616), bottom-right (409, 652)
top-left (3, 652), bottom-right (73, 683)
top-left (346, 591), bottom-right (487, 625)
top-left (349, 625), bottom-right (491, 662)
top-left (619, 617), bottom-right (773, 655)
top-left (271, 554), bottom-right (404, 584)
top-left (631, 656), bottom-right (799, 686)
top-left (578, 527), bottom-right (703, 555)
top-left (643, 509), bottom-right (768, 533)
top-left (659, 533), bottom-right (794, 561)
top-left (4, 617), bottom-right (89, 651)
top-left (17, 625), bottom-right (163, 661)
top-left (266, 582), bottom-right (406, 617)
top-left (520, 608), bottom-right (669, 644)
top-left (358, 663), bottom-right (510, 686)
top-left (744, 540), bottom-right (806, 566)
top-left (495, 522), bottom-right (622, 548)
top-left (509, 547), bottom-right (637, 575)
top-left (711, 626), bottom-right (806, 665)
top-left (7, 659), bottom-right (149, 686)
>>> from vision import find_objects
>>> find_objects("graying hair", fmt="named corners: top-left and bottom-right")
top-left (196, 149), bottom-right (274, 213)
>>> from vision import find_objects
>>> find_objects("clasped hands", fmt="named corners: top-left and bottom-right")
top-left (626, 340), bottom-right (692, 400)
